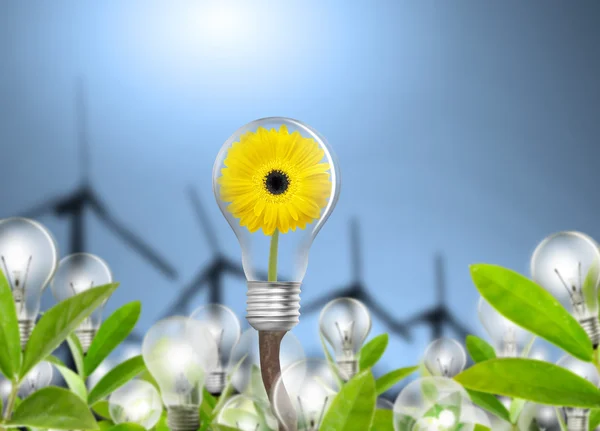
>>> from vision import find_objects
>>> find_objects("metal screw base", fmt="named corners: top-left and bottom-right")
top-left (579, 316), bottom-right (600, 348)
top-left (167, 406), bottom-right (200, 431)
top-left (337, 359), bottom-right (358, 381)
top-left (205, 370), bottom-right (226, 396)
top-left (247, 281), bottom-right (301, 331)
top-left (566, 409), bottom-right (589, 431)
top-left (18, 320), bottom-right (34, 351)
top-left (75, 328), bottom-right (96, 354)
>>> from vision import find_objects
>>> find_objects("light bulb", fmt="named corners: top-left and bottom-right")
top-left (557, 355), bottom-right (599, 431)
top-left (109, 380), bottom-right (162, 429)
top-left (230, 327), bottom-right (305, 398)
top-left (17, 360), bottom-right (53, 399)
top-left (142, 316), bottom-right (218, 431)
top-left (213, 117), bottom-right (340, 332)
top-left (190, 304), bottom-right (241, 396)
top-left (0, 217), bottom-right (59, 349)
top-left (531, 231), bottom-right (600, 347)
top-left (215, 394), bottom-right (278, 431)
top-left (50, 253), bottom-right (112, 352)
top-left (423, 338), bottom-right (467, 378)
top-left (478, 297), bottom-right (534, 357)
top-left (273, 358), bottom-right (342, 431)
top-left (319, 297), bottom-right (371, 380)
top-left (518, 403), bottom-right (561, 431)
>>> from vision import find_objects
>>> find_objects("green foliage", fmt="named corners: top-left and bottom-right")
top-left (92, 400), bottom-right (112, 419)
top-left (87, 355), bottom-right (146, 405)
top-left (67, 333), bottom-right (85, 377)
top-left (370, 409), bottom-right (393, 431)
top-left (0, 270), bottom-right (21, 380)
top-left (359, 334), bottom-right (389, 370)
top-left (466, 389), bottom-right (510, 423)
top-left (465, 335), bottom-right (496, 363)
top-left (46, 355), bottom-right (87, 401)
top-left (108, 424), bottom-right (146, 431)
top-left (375, 366), bottom-right (418, 395)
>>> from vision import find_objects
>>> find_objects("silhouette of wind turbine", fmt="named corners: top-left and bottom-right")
top-left (302, 218), bottom-right (412, 341)
top-left (14, 79), bottom-right (177, 280)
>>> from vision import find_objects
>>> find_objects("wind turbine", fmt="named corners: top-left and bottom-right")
top-left (302, 218), bottom-right (412, 341)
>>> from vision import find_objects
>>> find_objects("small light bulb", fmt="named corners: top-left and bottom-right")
top-left (0, 217), bottom-right (59, 350)
top-left (17, 360), bottom-right (53, 399)
top-left (518, 403), bottom-right (561, 431)
top-left (50, 253), bottom-right (112, 353)
top-left (531, 231), bottom-right (600, 347)
top-left (319, 297), bottom-right (371, 381)
top-left (215, 394), bottom-right (278, 431)
top-left (423, 338), bottom-right (467, 378)
top-left (142, 317), bottom-right (218, 431)
top-left (109, 380), bottom-right (162, 429)
top-left (557, 355), bottom-right (599, 430)
top-left (190, 304), bottom-right (241, 396)
top-left (478, 297), bottom-right (534, 357)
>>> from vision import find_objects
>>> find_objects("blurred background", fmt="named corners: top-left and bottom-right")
top-left (1, 0), bottom-right (600, 391)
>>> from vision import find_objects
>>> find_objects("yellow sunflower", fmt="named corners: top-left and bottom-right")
top-left (218, 125), bottom-right (331, 236)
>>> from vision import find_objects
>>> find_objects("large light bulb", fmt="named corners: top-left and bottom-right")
top-left (109, 380), bottom-right (162, 429)
top-left (215, 394), bottom-right (278, 431)
top-left (273, 359), bottom-right (341, 431)
top-left (0, 217), bottom-right (58, 349)
top-left (190, 304), bottom-right (241, 396)
top-left (423, 338), bottom-right (466, 378)
top-left (319, 297), bottom-right (371, 380)
top-left (17, 360), bottom-right (53, 399)
top-left (531, 231), bottom-right (600, 347)
top-left (518, 403), bottom-right (561, 431)
top-left (557, 355), bottom-right (599, 431)
top-left (50, 253), bottom-right (112, 352)
top-left (213, 117), bottom-right (340, 332)
top-left (230, 327), bottom-right (305, 398)
top-left (478, 297), bottom-right (534, 357)
top-left (142, 316), bottom-right (218, 431)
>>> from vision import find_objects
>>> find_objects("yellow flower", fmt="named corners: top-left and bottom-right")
top-left (218, 125), bottom-right (331, 235)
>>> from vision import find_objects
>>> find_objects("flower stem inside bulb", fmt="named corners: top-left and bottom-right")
top-left (268, 230), bottom-right (279, 282)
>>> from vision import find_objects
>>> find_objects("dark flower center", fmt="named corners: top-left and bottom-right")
top-left (264, 170), bottom-right (290, 195)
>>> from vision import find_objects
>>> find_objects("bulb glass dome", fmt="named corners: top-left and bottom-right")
top-left (423, 338), bottom-right (466, 378)
top-left (142, 317), bottom-right (218, 408)
top-left (0, 217), bottom-right (58, 320)
top-left (319, 297), bottom-right (371, 360)
top-left (109, 380), bottom-right (162, 429)
top-left (557, 355), bottom-right (600, 386)
top-left (518, 403), bottom-right (561, 431)
top-left (216, 395), bottom-right (278, 431)
top-left (18, 360), bottom-right (53, 399)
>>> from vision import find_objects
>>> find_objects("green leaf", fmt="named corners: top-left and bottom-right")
top-left (359, 334), bottom-right (389, 370)
top-left (466, 389), bottom-right (510, 423)
top-left (375, 366), bottom-right (418, 395)
top-left (155, 412), bottom-right (169, 431)
top-left (46, 356), bottom-right (87, 401)
top-left (589, 409), bottom-right (600, 430)
top-left (369, 409), bottom-right (393, 431)
top-left (88, 355), bottom-right (146, 405)
top-left (466, 335), bottom-right (496, 363)
top-left (584, 259), bottom-right (600, 312)
top-left (320, 370), bottom-right (376, 431)
top-left (108, 424), bottom-right (146, 431)
top-left (470, 264), bottom-right (593, 361)
top-left (21, 282), bottom-right (119, 378)
top-left (0, 270), bottom-right (22, 379)
top-left (67, 333), bottom-right (85, 377)
top-left (509, 397), bottom-right (527, 424)
top-left (7, 387), bottom-right (98, 429)
top-left (92, 400), bottom-right (112, 419)
top-left (84, 301), bottom-right (141, 377)
top-left (320, 332), bottom-right (344, 387)
top-left (473, 425), bottom-right (491, 431)
top-left (455, 358), bottom-right (600, 408)
top-left (98, 421), bottom-right (115, 431)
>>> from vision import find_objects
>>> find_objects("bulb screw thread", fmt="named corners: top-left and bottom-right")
top-left (167, 406), bottom-right (200, 431)
top-left (75, 328), bottom-right (97, 354)
top-left (566, 411), bottom-right (589, 431)
top-left (579, 316), bottom-right (600, 348)
top-left (247, 281), bottom-right (301, 331)
top-left (205, 371), bottom-right (226, 396)
top-left (18, 320), bottom-right (34, 351)
top-left (337, 359), bottom-right (358, 381)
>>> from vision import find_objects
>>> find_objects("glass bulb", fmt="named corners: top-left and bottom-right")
top-left (230, 327), bottom-right (304, 399)
top-left (18, 360), bottom-right (53, 399)
top-left (50, 253), bottom-right (112, 352)
top-left (531, 231), bottom-right (600, 346)
top-left (212, 117), bottom-right (341, 332)
top-left (518, 403), bottom-right (561, 431)
top-left (319, 297), bottom-right (371, 380)
top-left (109, 380), bottom-right (162, 429)
top-left (478, 297), bottom-right (534, 357)
top-left (190, 304), bottom-right (241, 395)
top-left (557, 355), bottom-right (598, 429)
top-left (215, 394), bottom-right (278, 431)
top-left (273, 358), bottom-right (342, 431)
top-left (423, 338), bottom-right (466, 378)
top-left (0, 217), bottom-right (58, 348)
top-left (142, 316), bottom-right (217, 431)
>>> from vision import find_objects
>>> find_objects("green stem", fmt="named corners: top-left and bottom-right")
top-left (3, 378), bottom-right (19, 422)
top-left (268, 229), bottom-right (279, 282)
top-left (594, 349), bottom-right (600, 376)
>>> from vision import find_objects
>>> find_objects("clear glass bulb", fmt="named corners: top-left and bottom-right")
top-left (215, 394), bottom-right (278, 431)
top-left (273, 358), bottom-right (342, 431)
top-left (142, 316), bottom-right (217, 431)
top-left (213, 117), bottom-right (341, 332)
top-left (230, 327), bottom-right (304, 399)
top-left (109, 380), bottom-right (162, 429)
top-left (518, 403), bottom-right (561, 431)
top-left (557, 355), bottom-right (599, 429)
top-left (423, 338), bottom-right (467, 378)
top-left (319, 297), bottom-right (371, 380)
top-left (531, 231), bottom-right (600, 346)
top-left (190, 304), bottom-right (241, 395)
top-left (478, 297), bottom-right (534, 357)
top-left (50, 253), bottom-right (112, 352)
top-left (0, 217), bottom-right (58, 348)
top-left (18, 360), bottom-right (53, 399)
